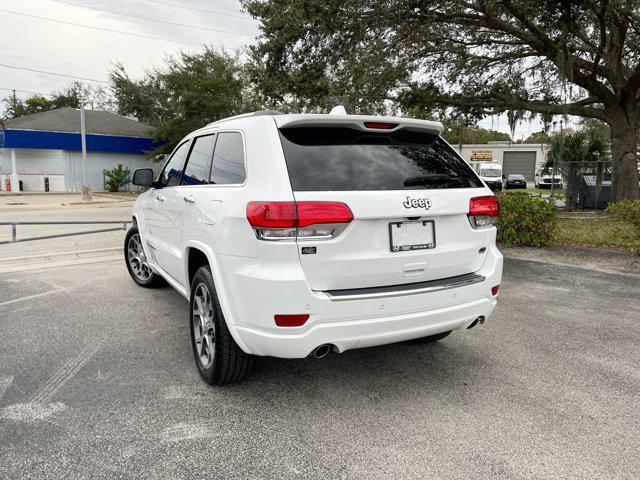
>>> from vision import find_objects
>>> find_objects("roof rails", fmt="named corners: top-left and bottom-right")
top-left (207, 110), bottom-right (283, 126)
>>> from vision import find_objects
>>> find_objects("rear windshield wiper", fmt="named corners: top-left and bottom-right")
top-left (403, 174), bottom-right (450, 187)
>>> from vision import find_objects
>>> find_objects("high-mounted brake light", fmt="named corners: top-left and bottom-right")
top-left (246, 201), bottom-right (353, 240)
top-left (468, 196), bottom-right (500, 229)
top-left (363, 122), bottom-right (398, 130)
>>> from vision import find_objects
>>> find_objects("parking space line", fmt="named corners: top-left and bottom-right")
top-left (0, 289), bottom-right (66, 307)
top-left (30, 340), bottom-right (102, 404)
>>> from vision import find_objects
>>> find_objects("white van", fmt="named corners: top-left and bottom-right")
top-left (477, 162), bottom-right (503, 191)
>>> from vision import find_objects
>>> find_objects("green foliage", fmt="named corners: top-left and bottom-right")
top-left (606, 200), bottom-right (640, 231)
top-left (2, 82), bottom-right (109, 119)
top-left (545, 129), bottom-right (609, 209)
top-left (497, 193), bottom-right (557, 247)
top-left (103, 164), bottom-right (132, 192)
top-left (110, 48), bottom-right (259, 157)
top-left (605, 200), bottom-right (640, 253)
top-left (520, 131), bottom-right (551, 144)
top-left (441, 121), bottom-right (511, 144)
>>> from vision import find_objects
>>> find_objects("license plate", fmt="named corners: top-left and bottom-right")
top-left (389, 220), bottom-right (436, 252)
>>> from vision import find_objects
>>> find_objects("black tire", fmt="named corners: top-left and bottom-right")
top-left (413, 330), bottom-right (452, 343)
top-left (124, 225), bottom-right (164, 288)
top-left (190, 265), bottom-right (253, 385)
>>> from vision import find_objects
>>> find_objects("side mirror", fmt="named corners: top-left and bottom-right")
top-left (132, 168), bottom-right (154, 187)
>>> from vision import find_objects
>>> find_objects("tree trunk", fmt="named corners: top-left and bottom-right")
top-left (610, 119), bottom-right (639, 202)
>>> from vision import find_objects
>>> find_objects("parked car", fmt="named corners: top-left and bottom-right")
top-left (504, 174), bottom-right (527, 189)
top-left (125, 110), bottom-right (503, 385)
top-left (534, 169), bottom-right (563, 189)
top-left (477, 162), bottom-right (503, 191)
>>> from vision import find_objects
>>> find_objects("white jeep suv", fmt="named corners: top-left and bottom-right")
top-left (125, 111), bottom-right (503, 385)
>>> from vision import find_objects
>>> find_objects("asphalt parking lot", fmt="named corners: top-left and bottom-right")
top-left (1, 256), bottom-right (639, 479)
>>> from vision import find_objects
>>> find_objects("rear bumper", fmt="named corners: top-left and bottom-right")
top-left (236, 296), bottom-right (496, 358)
top-left (218, 242), bottom-right (503, 359)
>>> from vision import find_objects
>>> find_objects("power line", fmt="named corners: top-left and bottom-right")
top-left (0, 63), bottom-right (108, 84)
top-left (139, 0), bottom-right (253, 20)
top-left (0, 87), bottom-right (55, 97)
top-left (48, 0), bottom-right (257, 36)
top-left (0, 8), bottom-right (207, 46)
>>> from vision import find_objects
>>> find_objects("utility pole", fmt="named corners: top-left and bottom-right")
top-left (12, 89), bottom-right (17, 116)
top-left (550, 120), bottom-right (562, 202)
top-left (80, 108), bottom-right (91, 201)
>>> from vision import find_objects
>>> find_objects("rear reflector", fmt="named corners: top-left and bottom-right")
top-left (274, 314), bottom-right (309, 327)
top-left (246, 201), bottom-right (353, 228)
top-left (491, 284), bottom-right (500, 296)
top-left (469, 196), bottom-right (500, 217)
top-left (363, 122), bottom-right (398, 130)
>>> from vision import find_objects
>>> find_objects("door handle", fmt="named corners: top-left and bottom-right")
top-left (156, 194), bottom-right (166, 202)
top-left (183, 195), bottom-right (196, 205)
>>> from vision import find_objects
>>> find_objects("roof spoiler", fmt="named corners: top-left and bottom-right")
top-left (274, 114), bottom-right (443, 135)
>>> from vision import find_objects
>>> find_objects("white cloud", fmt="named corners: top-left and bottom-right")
top-left (0, 0), bottom-right (259, 100)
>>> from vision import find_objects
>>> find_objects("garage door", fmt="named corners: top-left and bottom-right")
top-left (503, 151), bottom-right (536, 181)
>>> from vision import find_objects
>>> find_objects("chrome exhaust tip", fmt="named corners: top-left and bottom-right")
top-left (311, 344), bottom-right (331, 359)
top-left (467, 316), bottom-right (485, 329)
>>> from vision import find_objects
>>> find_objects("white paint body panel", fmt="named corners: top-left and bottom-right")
top-left (132, 113), bottom-right (503, 358)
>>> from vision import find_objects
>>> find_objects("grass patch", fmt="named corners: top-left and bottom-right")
top-left (555, 216), bottom-right (639, 250)
top-left (96, 191), bottom-right (142, 198)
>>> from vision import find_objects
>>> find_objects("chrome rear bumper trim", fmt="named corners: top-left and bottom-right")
top-left (321, 273), bottom-right (485, 302)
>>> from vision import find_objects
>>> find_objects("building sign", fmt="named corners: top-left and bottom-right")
top-left (470, 150), bottom-right (493, 161)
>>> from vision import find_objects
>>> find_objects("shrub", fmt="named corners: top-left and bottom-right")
top-left (497, 192), bottom-right (557, 247)
top-left (606, 200), bottom-right (640, 253)
top-left (103, 164), bottom-right (132, 192)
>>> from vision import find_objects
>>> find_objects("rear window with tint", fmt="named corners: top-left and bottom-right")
top-left (279, 127), bottom-right (482, 191)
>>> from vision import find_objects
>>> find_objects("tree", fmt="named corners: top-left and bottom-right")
top-left (1, 82), bottom-right (109, 119)
top-left (545, 130), bottom-right (609, 209)
top-left (103, 164), bottom-right (132, 192)
top-left (110, 48), bottom-right (259, 156)
top-left (441, 121), bottom-right (511, 144)
top-left (521, 131), bottom-right (551, 144)
top-left (243, 0), bottom-right (640, 200)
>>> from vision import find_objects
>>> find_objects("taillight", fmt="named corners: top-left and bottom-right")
top-left (468, 196), bottom-right (499, 229)
top-left (491, 284), bottom-right (500, 296)
top-left (246, 201), bottom-right (353, 240)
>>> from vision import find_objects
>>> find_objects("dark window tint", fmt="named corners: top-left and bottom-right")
top-left (279, 128), bottom-right (482, 191)
top-left (159, 141), bottom-right (190, 187)
top-left (182, 135), bottom-right (215, 185)
top-left (210, 132), bottom-right (245, 184)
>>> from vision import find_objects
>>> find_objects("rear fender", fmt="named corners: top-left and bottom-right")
top-left (183, 239), bottom-right (251, 354)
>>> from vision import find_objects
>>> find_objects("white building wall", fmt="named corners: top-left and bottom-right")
top-left (66, 151), bottom-right (158, 192)
top-left (0, 148), bottom-right (158, 192)
top-left (454, 142), bottom-right (549, 171)
top-left (0, 148), bottom-right (66, 191)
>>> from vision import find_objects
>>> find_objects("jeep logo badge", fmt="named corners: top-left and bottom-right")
top-left (402, 196), bottom-right (432, 210)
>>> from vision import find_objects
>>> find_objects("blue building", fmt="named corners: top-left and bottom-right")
top-left (0, 107), bottom-right (157, 191)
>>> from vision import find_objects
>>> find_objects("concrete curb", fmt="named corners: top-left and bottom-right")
top-left (2, 247), bottom-right (121, 266)
top-left (0, 255), bottom-right (122, 274)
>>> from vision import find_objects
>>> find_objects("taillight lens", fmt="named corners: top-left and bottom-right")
top-left (468, 196), bottom-right (499, 229)
top-left (246, 201), bottom-right (353, 240)
top-left (491, 284), bottom-right (500, 296)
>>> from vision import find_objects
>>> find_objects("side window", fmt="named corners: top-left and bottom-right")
top-left (159, 141), bottom-right (190, 187)
top-left (182, 135), bottom-right (215, 185)
top-left (210, 132), bottom-right (246, 185)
